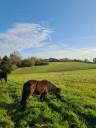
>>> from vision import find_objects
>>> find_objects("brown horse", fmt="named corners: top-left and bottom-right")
top-left (21, 80), bottom-right (61, 109)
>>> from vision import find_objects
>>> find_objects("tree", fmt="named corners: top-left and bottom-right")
top-left (10, 51), bottom-right (21, 65)
top-left (10, 51), bottom-right (21, 70)
top-left (0, 56), bottom-right (12, 73)
top-left (0, 57), bottom-right (2, 63)
top-left (93, 58), bottom-right (96, 63)
top-left (84, 59), bottom-right (89, 63)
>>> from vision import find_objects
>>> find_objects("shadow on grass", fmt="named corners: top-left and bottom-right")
top-left (62, 98), bottom-right (96, 128)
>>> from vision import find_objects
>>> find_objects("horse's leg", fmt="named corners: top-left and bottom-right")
top-left (40, 94), bottom-right (43, 101)
top-left (21, 93), bottom-right (30, 110)
top-left (40, 91), bottom-right (47, 101)
top-left (21, 89), bottom-right (34, 110)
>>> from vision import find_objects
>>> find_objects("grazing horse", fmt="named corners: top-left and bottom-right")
top-left (0, 71), bottom-right (8, 83)
top-left (21, 80), bottom-right (61, 109)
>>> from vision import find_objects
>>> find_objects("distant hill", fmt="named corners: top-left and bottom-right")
top-left (12, 62), bottom-right (96, 74)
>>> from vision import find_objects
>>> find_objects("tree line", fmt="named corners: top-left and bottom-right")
top-left (0, 51), bottom-right (96, 73)
top-left (47, 57), bottom-right (96, 63)
top-left (0, 52), bottom-right (48, 73)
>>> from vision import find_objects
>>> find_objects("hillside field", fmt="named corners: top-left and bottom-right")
top-left (0, 62), bottom-right (96, 128)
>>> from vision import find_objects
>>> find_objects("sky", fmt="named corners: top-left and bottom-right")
top-left (0, 0), bottom-right (96, 61)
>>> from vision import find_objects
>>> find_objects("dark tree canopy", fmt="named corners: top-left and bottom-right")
top-left (0, 56), bottom-right (12, 73)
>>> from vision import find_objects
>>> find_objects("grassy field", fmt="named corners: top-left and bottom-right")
top-left (12, 62), bottom-right (96, 74)
top-left (0, 62), bottom-right (96, 128)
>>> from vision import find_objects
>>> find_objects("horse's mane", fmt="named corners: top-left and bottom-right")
top-left (45, 80), bottom-right (59, 92)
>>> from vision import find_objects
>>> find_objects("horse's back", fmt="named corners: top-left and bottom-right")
top-left (35, 80), bottom-right (49, 94)
top-left (23, 80), bottom-right (50, 95)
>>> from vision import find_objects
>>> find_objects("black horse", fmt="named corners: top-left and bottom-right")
top-left (0, 71), bottom-right (8, 83)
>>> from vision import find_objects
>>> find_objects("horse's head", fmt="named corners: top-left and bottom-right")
top-left (55, 87), bottom-right (61, 99)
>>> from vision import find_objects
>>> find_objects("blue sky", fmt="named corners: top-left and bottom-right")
top-left (0, 0), bottom-right (96, 60)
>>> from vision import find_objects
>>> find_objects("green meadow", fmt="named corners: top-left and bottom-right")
top-left (0, 62), bottom-right (96, 128)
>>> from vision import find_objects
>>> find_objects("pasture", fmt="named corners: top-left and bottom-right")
top-left (0, 62), bottom-right (96, 128)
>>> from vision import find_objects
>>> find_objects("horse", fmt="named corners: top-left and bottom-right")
top-left (21, 80), bottom-right (61, 109)
top-left (0, 71), bottom-right (8, 83)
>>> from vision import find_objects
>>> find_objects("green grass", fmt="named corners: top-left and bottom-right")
top-left (0, 62), bottom-right (96, 128)
top-left (12, 62), bottom-right (96, 74)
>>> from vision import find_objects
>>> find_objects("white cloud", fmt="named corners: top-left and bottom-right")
top-left (0, 23), bottom-right (53, 55)
top-left (0, 23), bottom-right (96, 61)
top-left (30, 47), bottom-right (96, 61)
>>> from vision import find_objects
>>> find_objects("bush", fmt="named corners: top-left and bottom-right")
top-left (18, 59), bottom-right (32, 67)
top-left (17, 57), bottom-right (49, 67)
top-left (35, 59), bottom-right (48, 66)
